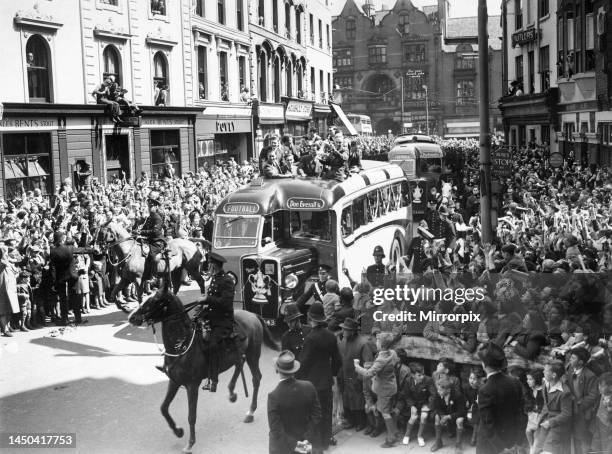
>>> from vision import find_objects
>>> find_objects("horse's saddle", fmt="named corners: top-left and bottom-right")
top-left (137, 239), bottom-right (178, 260)
top-left (197, 320), bottom-right (246, 352)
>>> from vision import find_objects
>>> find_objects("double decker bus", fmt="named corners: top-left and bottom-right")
top-left (344, 114), bottom-right (373, 136)
top-left (211, 161), bottom-right (412, 324)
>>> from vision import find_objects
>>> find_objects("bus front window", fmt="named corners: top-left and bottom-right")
top-left (213, 215), bottom-right (261, 248)
top-left (289, 211), bottom-right (332, 241)
top-left (421, 158), bottom-right (442, 174)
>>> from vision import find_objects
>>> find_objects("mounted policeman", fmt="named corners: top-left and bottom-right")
top-left (195, 251), bottom-right (236, 392)
top-left (139, 191), bottom-right (166, 284)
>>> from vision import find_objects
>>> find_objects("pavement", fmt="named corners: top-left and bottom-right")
top-left (0, 283), bottom-right (475, 454)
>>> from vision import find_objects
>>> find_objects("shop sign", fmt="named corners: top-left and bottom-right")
top-left (287, 197), bottom-right (326, 210)
top-left (285, 100), bottom-right (313, 121)
top-left (223, 202), bottom-right (260, 215)
top-left (0, 118), bottom-right (57, 130)
top-left (141, 118), bottom-right (188, 127)
top-left (492, 146), bottom-right (513, 178)
top-left (258, 103), bottom-right (285, 121)
top-left (549, 152), bottom-right (564, 168)
top-left (512, 28), bottom-right (540, 47)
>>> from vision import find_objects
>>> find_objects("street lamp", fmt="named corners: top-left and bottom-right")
top-left (422, 84), bottom-right (429, 136)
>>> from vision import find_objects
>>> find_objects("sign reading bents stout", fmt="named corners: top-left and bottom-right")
top-left (223, 203), bottom-right (260, 215)
top-left (512, 28), bottom-right (540, 47)
top-left (549, 152), bottom-right (564, 168)
top-left (286, 198), bottom-right (325, 210)
top-left (492, 146), bottom-right (513, 179)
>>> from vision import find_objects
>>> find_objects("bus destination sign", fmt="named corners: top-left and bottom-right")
top-left (223, 202), bottom-right (260, 215)
top-left (287, 198), bottom-right (326, 210)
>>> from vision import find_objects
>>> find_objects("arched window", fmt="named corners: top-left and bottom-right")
top-left (26, 35), bottom-right (51, 102)
top-left (296, 61), bottom-right (303, 97)
top-left (258, 50), bottom-right (268, 101)
top-left (346, 19), bottom-right (356, 40)
top-left (284, 2), bottom-right (291, 38)
top-left (398, 12), bottom-right (410, 34)
top-left (273, 55), bottom-right (281, 102)
top-left (153, 52), bottom-right (169, 105)
top-left (285, 59), bottom-right (292, 97)
top-left (103, 45), bottom-right (122, 85)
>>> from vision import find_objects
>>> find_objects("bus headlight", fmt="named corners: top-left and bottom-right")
top-left (284, 273), bottom-right (298, 289)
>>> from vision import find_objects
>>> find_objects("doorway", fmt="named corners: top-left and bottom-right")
top-left (105, 134), bottom-right (130, 182)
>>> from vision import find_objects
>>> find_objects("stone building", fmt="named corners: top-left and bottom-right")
top-left (332, 0), bottom-right (502, 137)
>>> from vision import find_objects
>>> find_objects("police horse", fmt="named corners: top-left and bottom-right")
top-left (128, 290), bottom-right (280, 454)
top-left (97, 222), bottom-right (206, 311)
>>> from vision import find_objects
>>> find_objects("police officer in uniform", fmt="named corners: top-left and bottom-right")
top-left (197, 252), bottom-right (235, 392)
top-left (366, 245), bottom-right (393, 289)
top-left (139, 192), bottom-right (165, 282)
top-left (281, 302), bottom-right (311, 359)
top-left (296, 264), bottom-right (333, 315)
top-left (402, 220), bottom-right (434, 275)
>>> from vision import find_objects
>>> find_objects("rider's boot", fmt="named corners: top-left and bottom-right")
top-left (203, 348), bottom-right (219, 392)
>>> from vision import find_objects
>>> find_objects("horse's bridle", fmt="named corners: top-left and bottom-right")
top-left (96, 224), bottom-right (139, 267)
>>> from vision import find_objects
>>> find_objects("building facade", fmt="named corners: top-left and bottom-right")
top-left (0, 0), bottom-right (335, 200)
top-left (332, 0), bottom-right (502, 137)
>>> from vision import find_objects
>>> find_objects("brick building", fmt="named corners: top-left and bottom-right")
top-left (332, 0), bottom-right (502, 137)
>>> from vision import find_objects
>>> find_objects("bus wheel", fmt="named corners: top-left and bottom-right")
top-left (390, 237), bottom-right (403, 266)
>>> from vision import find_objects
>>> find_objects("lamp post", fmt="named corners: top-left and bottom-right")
top-left (422, 84), bottom-right (429, 136)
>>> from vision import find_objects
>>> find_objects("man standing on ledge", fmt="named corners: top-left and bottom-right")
top-left (476, 342), bottom-right (524, 454)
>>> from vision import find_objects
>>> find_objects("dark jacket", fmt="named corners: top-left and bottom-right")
top-left (431, 388), bottom-right (467, 420)
top-left (295, 279), bottom-right (328, 312)
top-left (281, 325), bottom-right (311, 359)
top-left (205, 271), bottom-right (235, 331)
top-left (564, 367), bottom-right (599, 424)
top-left (297, 324), bottom-right (342, 391)
top-left (140, 211), bottom-right (165, 248)
top-left (49, 245), bottom-right (75, 284)
top-left (268, 377), bottom-right (322, 454)
top-left (476, 372), bottom-right (524, 454)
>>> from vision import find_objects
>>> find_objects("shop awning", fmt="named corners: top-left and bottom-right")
top-left (27, 159), bottom-right (48, 177)
top-left (258, 103), bottom-right (285, 125)
top-left (313, 104), bottom-right (331, 116)
top-left (445, 121), bottom-right (480, 138)
top-left (4, 160), bottom-right (26, 179)
top-left (285, 100), bottom-right (313, 121)
top-left (330, 103), bottom-right (358, 136)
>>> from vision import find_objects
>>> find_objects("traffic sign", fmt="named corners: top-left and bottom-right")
top-left (549, 152), bottom-right (563, 168)
top-left (491, 146), bottom-right (513, 179)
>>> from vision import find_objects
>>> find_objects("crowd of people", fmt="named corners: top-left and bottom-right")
top-left (0, 159), bottom-right (258, 335)
top-left (2, 129), bottom-right (612, 453)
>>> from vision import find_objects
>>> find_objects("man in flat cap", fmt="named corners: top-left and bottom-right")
top-left (268, 350), bottom-right (321, 454)
top-left (197, 251), bottom-right (235, 392)
top-left (296, 264), bottom-right (334, 315)
top-left (476, 342), bottom-right (524, 454)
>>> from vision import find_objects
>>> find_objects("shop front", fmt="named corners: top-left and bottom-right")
top-left (254, 102), bottom-right (285, 157)
top-left (283, 98), bottom-right (313, 138)
top-left (0, 103), bottom-right (200, 200)
top-left (596, 111), bottom-right (612, 167)
top-left (195, 105), bottom-right (253, 168)
top-left (444, 120), bottom-right (480, 138)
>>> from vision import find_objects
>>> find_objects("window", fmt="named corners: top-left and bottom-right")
top-left (327, 73), bottom-right (331, 99)
top-left (2, 133), bottom-right (52, 199)
top-left (219, 51), bottom-right (229, 101)
top-left (309, 14), bottom-right (314, 44)
top-left (153, 52), bottom-right (169, 105)
top-left (405, 73), bottom-right (427, 99)
top-left (196, 0), bottom-right (204, 17)
top-left (273, 0), bottom-right (279, 33)
top-left (515, 54), bottom-right (523, 87)
top-left (284, 3), bottom-right (291, 38)
top-left (539, 45), bottom-right (550, 91)
top-left (319, 69), bottom-right (324, 102)
top-left (285, 59), bottom-right (292, 96)
top-left (575, 3), bottom-right (583, 73)
top-left (515, 0), bottom-right (522, 29)
top-left (539, 0), bottom-right (548, 17)
top-left (368, 46), bottom-right (387, 64)
top-left (103, 45), bottom-right (121, 85)
top-left (100, 0), bottom-right (118, 5)
top-left (318, 19), bottom-right (323, 48)
top-left (151, 0), bottom-right (166, 15)
top-left (346, 19), bottom-right (356, 40)
top-left (326, 24), bottom-right (330, 49)
top-left (528, 50), bottom-right (535, 93)
top-left (296, 62), bottom-right (303, 96)
top-left (26, 35), bottom-right (51, 102)
top-left (295, 10), bottom-right (302, 43)
top-left (541, 124), bottom-right (550, 144)
top-left (217, 0), bottom-right (225, 24)
top-left (404, 44), bottom-right (426, 62)
top-left (455, 54), bottom-right (476, 69)
top-left (586, 11), bottom-right (595, 71)
top-left (335, 75), bottom-right (353, 90)
top-left (289, 211), bottom-right (331, 241)
top-left (151, 130), bottom-right (180, 179)
top-left (334, 49), bottom-right (352, 67)
top-left (214, 216), bottom-right (261, 248)
top-left (456, 79), bottom-right (475, 105)
top-left (258, 51), bottom-right (268, 101)
top-left (258, 0), bottom-right (265, 26)
top-left (236, 0), bottom-right (244, 30)
top-left (198, 46), bottom-right (207, 99)
top-left (399, 13), bottom-right (410, 34)
top-left (273, 55), bottom-right (281, 102)
top-left (238, 56), bottom-right (246, 93)
top-left (310, 66), bottom-right (315, 98)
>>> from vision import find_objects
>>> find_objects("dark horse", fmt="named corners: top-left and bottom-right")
top-left (128, 290), bottom-right (279, 454)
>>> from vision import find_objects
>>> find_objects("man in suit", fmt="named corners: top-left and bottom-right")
top-left (262, 148), bottom-right (292, 179)
top-left (476, 342), bottom-right (524, 454)
top-left (49, 231), bottom-right (91, 325)
top-left (297, 302), bottom-right (342, 452)
top-left (566, 347), bottom-right (599, 454)
top-left (268, 350), bottom-right (322, 454)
